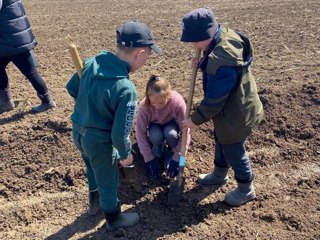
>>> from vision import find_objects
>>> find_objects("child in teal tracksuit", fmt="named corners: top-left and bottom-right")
top-left (181, 8), bottom-right (264, 206)
top-left (66, 21), bottom-right (161, 231)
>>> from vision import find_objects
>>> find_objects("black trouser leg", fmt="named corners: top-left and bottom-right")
top-left (0, 56), bottom-right (11, 90)
top-left (11, 51), bottom-right (49, 95)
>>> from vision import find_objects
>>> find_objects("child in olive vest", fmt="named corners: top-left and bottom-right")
top-left (180, 8), bottom-right (264, 206)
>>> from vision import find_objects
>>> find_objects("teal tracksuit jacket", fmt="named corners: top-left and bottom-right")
top-left (66, 50), bottom-right (137, 212)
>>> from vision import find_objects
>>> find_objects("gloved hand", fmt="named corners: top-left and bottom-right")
top-left (167, 159), bottom-right (179, 178)
top-left (145, 159), bottom-right (160, 179)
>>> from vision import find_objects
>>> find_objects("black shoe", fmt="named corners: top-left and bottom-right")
top-left (88, 190), bottom-right (100, 215)
top-left (105, 204), bottom-right (139, 232)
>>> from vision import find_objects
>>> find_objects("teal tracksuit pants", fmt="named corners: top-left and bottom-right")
top-left (72, 122), bottom-right (119, 212)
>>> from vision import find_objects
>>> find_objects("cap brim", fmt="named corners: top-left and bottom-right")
top-left (181, 26), bottom-right (217, 42)
top-left (151, 44), bottom-right (162, 55)
top-left (180, 31), bottom-right (192, 42)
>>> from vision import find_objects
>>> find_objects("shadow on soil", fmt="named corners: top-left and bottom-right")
top-left (46, 180), bottom-right (230, 240)
top-left (45, 143), bottom-right (232, 239)
top-left (0, 109), bottom-right (32, 125)
top-left (44, 211), bottom-right (105, 240)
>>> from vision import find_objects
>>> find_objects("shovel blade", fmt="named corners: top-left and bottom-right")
top-left (168, 177), bottom-right (185, 205)
top-left (119, 165), bottom-right (136, 184)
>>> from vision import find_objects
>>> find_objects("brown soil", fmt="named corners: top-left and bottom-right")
top-left (0, 0), bottom-right (319, 239)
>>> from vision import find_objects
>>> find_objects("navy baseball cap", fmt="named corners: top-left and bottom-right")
top-left (181, 8), bottom-right (218, 42)
top-left (117, 21), bottom-right (162, 54)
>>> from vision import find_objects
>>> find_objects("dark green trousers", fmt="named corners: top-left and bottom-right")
top-left (72, 123), bottom-right (119, 212)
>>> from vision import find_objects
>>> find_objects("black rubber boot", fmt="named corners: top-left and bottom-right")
top-left (31, 92), bottom-right (56, 113)
top-left (104, 204), bottom-right (139, 232)
top-left (88, 190), bottom-right (100, 215)
top-left (0, 88), bottom-right (15, 113)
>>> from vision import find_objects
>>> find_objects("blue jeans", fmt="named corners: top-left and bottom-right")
top-left (148, 121), bottom-right (179, 158)
top-left (0, 50), bottom-right (48, 94)
top-left (213, 132), bottom-right (253, 183)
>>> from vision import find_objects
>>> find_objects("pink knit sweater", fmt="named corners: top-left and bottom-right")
top-left (135, 90), bottom-right (191, 162)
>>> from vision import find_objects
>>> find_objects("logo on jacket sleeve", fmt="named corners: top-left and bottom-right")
top-left (123, 101), bottom-right (137, 151)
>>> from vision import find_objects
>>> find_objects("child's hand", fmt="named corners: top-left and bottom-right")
top-left (191, 58), bottom-right (199, 68)
top-left (119, 154), bottom-right (133, 167)
top-left (167, 159), bottom-right (179, 178)
top-left (182, 118), bottom-right (195, 130)
top-left (145, 159), bottom-right (160, 179)
top-left (191, 57), bottom-right (202, 68)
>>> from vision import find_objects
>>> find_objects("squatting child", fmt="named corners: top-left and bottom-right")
top-left (136, 74), bottom-right (190, 179)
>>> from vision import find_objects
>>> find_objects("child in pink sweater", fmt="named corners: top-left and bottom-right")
top-left (136, 74), bottom-right (190, 179)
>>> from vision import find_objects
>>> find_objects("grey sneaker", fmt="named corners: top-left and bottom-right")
top-left (31, 92), bottom-right (57, 113)
top-left (31, 100), bottom-right (56, 113)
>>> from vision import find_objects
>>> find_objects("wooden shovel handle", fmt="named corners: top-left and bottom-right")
top-left (180, 49), bottom-right (201, 156)
top-left (68, 43), bottom-right (83, 78)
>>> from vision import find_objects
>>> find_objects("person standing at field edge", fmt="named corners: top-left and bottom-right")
top-left (66, 21), bottom-right (161, 231)
top-left (0, 0), bottom-right (56, 113)
top-left (181, 8), bottom-right (264, 206)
